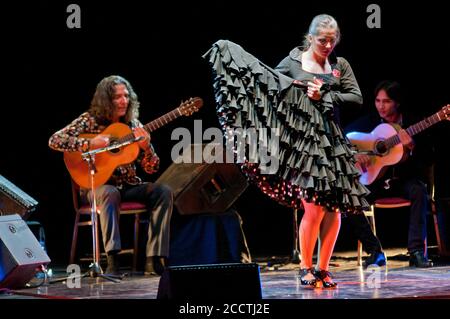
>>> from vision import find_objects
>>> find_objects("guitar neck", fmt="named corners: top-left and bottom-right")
top-left (144, 108), bottom-right (183, 132)
top-left (384, 112), bottom-right (442, 149)
top-left (116, 108), bottom-right (183, 144)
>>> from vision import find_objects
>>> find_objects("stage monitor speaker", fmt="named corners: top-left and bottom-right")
top-left (157, 263), bottom-right (262, 300)
top-left (156, 144), bottom-right (248, 215)
top-left (0, 214), bottom-right (51, 289)
top-left (0, 174), bottom-right (38, 220)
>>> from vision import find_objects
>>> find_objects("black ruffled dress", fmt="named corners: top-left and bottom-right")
top-left (203, 40), bottom-right (370, 213)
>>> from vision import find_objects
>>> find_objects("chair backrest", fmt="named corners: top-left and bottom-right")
top-left (374, 197), bottom-right (411, 209)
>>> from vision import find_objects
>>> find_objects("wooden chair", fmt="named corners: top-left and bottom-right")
top-left (357, 192), bottom-right (449, 265)
top-left (69, 180), bottom-right (147, 271)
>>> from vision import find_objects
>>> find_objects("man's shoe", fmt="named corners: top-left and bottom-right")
top-left (105, 254), bottom-right (121, 275)
top-left (409, 250), bottom-right (433, 268)
top-left (144, 256), bottom-right (166, 276)
top-left (363, 251), bottom-right (386, 268)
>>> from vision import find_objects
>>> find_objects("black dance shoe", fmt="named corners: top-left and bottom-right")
top-left (298, 267), bottom-right (317, 287)
top-left (313, 269), bottom-right (337, 288)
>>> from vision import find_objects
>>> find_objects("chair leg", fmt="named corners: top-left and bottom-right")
top-left (87, 212), bottom-right (102, 265)
top-left (357, 240), bottom-right (363, 266)
top-left (95, 214), bottom-right (101, 265)
top-left (133, 213), bottom-right (140, 272)
top-left (367, 214), bottom-right (376, 236)
top-left (70, 212), bottom-right (81, 265)
top-left (431, 201), bottom-right (446, 255)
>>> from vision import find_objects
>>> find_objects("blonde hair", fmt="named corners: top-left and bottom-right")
top-left (302, 14), bottom-right (341, 50)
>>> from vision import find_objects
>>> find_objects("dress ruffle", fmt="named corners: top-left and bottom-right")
top-left (203, 40), bottom-right (370, 213)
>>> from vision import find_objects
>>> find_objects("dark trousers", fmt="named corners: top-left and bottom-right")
top-left (347, 213), bottom-right (383, 254)
top-left (366, 177), bottom-right (429, 253)
top-left (84, 182), bottom-right (173, 258)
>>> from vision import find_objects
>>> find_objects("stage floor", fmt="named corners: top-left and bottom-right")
top-left (2, 248), bottom-right (450, 299)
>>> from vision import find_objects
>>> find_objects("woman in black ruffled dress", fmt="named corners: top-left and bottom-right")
top-left (275, 14), bottom-right (367, 288)
top-left (203, 14), bottom-right (369, 288)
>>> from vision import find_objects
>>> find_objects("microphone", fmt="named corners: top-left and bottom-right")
top-left (82, 136), bottom-right (147, 160)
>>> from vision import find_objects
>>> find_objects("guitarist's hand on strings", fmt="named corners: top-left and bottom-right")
top-left (90, 134), bottom-right (111, 150)
top-left (133, 127), bottom-right (151, 152)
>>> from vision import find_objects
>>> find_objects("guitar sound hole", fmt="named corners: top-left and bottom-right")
top-left (110, 147), bottom-right (120, 154)
top-left (375, 140), bottom-right (387, 155)
top-left (109, 138), bottom-right (120, 153)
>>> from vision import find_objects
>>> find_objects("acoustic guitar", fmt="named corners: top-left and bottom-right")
top-left (346, 104), bottom-right (450, 185)
top-left (64, 97), bottom-right (203, 189)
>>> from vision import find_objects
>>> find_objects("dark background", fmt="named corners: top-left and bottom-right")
top-left (1, 0), bottom-right (449, 265)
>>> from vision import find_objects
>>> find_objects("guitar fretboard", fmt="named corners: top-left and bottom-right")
top-left (384, 112), bottom-right (442, 149)
top-left (115, 108), bottom-right (183, 145)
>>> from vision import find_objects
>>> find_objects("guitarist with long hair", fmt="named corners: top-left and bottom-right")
top-left (49, 75), bottom-right (173, 276)
top-left (345, 80), bottom-right (434, 268)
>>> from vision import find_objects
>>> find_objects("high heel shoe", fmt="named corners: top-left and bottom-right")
top-left (313, 269), bottom-right (337, 288)
top-left (298, 267), bottom-right (317, 287)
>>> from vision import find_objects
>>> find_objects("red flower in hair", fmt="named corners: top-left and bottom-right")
top-left (332, 69), bottom-right (341, 78)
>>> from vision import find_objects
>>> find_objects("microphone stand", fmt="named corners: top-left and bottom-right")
top-left (80, 136), bottom-right (145, 283)
top-left (291, 208), bottom-right (300, 263)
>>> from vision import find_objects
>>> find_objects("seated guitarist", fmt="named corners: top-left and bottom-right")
top-left (49, 75), bottom-right (173, 276)
top-left (344, 80), bottom-right (433, 268)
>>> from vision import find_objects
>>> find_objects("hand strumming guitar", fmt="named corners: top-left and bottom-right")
top-left (354, 153), bottom-right (372, 173)
top-left (90, 134), bottom-right (111, 150)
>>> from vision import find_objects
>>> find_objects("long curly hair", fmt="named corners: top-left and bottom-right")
top-left (88, 75), bottom-right (140, 124)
